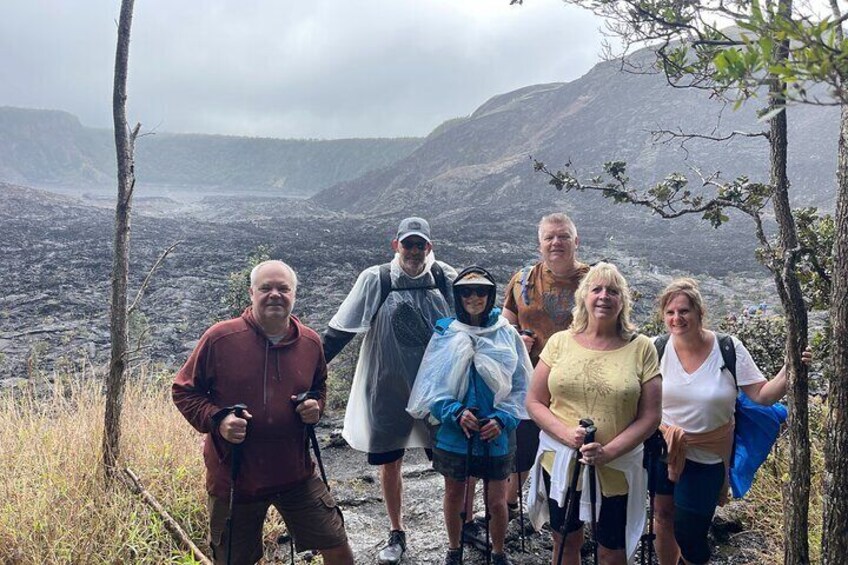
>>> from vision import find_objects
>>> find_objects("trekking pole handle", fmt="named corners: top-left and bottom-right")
top-left (230, 404), bottom-right (247, 480)
top-left (579, 418), bottom-right (596, 444)
top-left (292, 390), bottom-right (320, 405)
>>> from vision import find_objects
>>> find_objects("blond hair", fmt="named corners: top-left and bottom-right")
top-left (570, 262), bottom-right (636, 340)
top-left (657, 277), bottom-right (707, 328)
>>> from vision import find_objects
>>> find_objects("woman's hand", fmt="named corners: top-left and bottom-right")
top-left (579, 441), bottom-right (610, 466)
top-left (479, 419), bottom-right (502, 442)
top-left (458, 409), bottom-right (480, 438)
top-left (801, 347), bottom-right (812, 365)
top-left (561, 425), bottom-right (588, 450)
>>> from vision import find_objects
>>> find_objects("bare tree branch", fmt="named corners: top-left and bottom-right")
top-left (128, 240), bottom-right (182, 316)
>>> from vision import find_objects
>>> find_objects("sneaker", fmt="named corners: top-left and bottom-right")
top-left (443, 548), bottom-right (462, 565)
top-left (462, 520), bottom-right (491, 552)
top-left (492, 552), bottom-right (513, 565)
top-left (377, 530), bottom-right (406, 564)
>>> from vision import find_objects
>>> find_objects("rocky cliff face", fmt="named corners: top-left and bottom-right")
top-left (312, 55), bottom-right (836, 216)
top-left (0, 106), bottom-right (421, 196)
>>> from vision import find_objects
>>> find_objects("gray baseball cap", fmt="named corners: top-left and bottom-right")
top-left (396, 217), bottom-right (431, 242)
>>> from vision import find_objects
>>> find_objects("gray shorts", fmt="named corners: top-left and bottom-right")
top-left (432, 447), bottom-right (515, 481)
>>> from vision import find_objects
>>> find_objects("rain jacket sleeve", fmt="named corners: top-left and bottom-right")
top-left (327, 265), bottom-right (384, 334)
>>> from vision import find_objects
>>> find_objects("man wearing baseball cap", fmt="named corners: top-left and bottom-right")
top-left (323, 217), bottom-right (457, 564)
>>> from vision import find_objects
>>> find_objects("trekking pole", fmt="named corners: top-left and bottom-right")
top-left (284, 391), bottom-right (334, 565)
top-left (554, 418), bottom-right (593, 565)
top-left (226, 403), bottom-right (248, 565)
top-left (479, 417), bottom-right (492, 565)
top-left (292, 391), bottom-right (330, 489)
top-left (459, 408), bottom-right (478, 565)
top-left (640, 430), bottom-right (666, 565)
top-left (583, 422), bottom-right (599, 565)
top-left (517, 469), bottom-right (526, 552)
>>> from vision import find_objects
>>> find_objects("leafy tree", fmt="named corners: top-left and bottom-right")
top-left (519, 0), bottom-right (848, 560)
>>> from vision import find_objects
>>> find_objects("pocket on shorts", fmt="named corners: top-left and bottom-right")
top-left (317, 489), bottom-right (339, 510)
top-left (318, 488), bottom-right (345, 526)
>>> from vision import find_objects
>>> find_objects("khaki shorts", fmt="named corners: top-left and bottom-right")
top-left (208, 474), bottom-right (346, 564)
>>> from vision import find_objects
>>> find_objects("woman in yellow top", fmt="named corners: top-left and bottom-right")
top-left (526, 262), bottom-right (662, 565)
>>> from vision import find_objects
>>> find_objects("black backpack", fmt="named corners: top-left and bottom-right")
top-left (371, 261), bottom-right (450, 322)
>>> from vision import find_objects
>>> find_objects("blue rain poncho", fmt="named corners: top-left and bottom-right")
top-left (329, 254), bottom-right (456, 454)
top-left (729, 392), bottom-right (788, 499)
top-left (407, 314), bottom-right (531, 456)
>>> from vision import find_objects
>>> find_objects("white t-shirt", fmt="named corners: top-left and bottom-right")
top-left (658, 333), bottom-right (766, 464)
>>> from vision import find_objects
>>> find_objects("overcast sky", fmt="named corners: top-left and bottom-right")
top-left (0, 1), bottom-right (606, 139)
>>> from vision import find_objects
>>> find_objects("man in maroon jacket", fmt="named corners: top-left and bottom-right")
top-left (173, 260), bottom-right (354, 565)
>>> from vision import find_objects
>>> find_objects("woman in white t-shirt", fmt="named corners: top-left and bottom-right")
top-left (653, 278), bottom-right (809, 565)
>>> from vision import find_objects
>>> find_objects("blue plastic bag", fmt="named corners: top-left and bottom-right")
top-left (729, 391), bottom-right (788, 499)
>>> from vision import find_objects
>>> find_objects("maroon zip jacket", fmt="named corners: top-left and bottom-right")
top-left (173, 308), bottom-right (327, 501)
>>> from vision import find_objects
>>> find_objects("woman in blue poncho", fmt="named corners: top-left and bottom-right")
top-left (407, 266), bottom-right (532, 565)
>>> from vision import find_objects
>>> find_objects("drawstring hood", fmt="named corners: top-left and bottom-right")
top-left (453, 266), bottom-right (497, 326)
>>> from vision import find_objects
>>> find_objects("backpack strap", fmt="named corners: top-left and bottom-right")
top-left (519, 265), bottom-right (534, 306)
top-left (373, 262), bottom-right (450, 323)
top-left (371, 263), bottom-right (393, 323)
top-left (654, 334), bottom-right (670, 361)
top-left (430, 261), bottom-right (450, 304)
top-left (715, 333), bottom-right (738, 388)
top-left (655, 333), bottom-right (737, 388)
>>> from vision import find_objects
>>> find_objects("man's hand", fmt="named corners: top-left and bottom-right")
top-left (293, 396), bottom-right (320, 425)
top-left (518, 329), bottom-right (535, 353)
top-left (219, 409), bottom-right (252, 444)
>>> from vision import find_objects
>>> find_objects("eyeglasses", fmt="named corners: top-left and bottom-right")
top-left (457, 286), bottom-right (489, 298)
top-left (401, 239), bottom-right (427, 250)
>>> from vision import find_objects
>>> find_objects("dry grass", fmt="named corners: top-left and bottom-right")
top-left (0, 365), bottom-right (209, 564)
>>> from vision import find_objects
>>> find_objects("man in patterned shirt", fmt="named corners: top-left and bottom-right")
top-left (502, 213), bottom-right (589, 515)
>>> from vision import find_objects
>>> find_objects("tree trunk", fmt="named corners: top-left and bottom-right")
top-left (769, 3), bottom-right (810, 562)
top-left (103, 0), bottom-right (136, 481)
top-left (822, 102), bottom-right (848, 565)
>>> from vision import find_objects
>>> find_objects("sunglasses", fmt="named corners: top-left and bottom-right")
top-left (400, 239), bottom-right (427, 250)
top-left (457, 286), bottom-right (489, 298)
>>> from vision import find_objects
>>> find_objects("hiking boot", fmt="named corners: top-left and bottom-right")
top-left (492, 552), bottom-right (513, 565)
top-left (443, 548), bottom-right (462, 565)
top-left (462, 520), bottom-right (491, 552)
top-left (507, 502), bottom-right (520, 521)
top-left (377, 530), bottom-right (406, 564)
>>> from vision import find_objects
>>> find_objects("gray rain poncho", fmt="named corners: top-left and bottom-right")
top-left (329, 254), bottom-right (456, 453)
top-left (406, 315), bottom-right (531, 425)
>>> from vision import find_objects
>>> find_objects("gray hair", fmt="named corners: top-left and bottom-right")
top-left (249, 260), bottom-right (298, 289)
top-left (538, 213), bottom-right (578, 241)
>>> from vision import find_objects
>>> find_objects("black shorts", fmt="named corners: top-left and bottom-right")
top-left (652, 458), bottom-right (725, 564)
top-left (432, 448), bottom-right (514, 481)
top-left (543, 469), bottom-right (628, 550)
top-left (513, 419), bottom-right (540, 473)
top-left (367, 448), bottom-right (433, 466)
